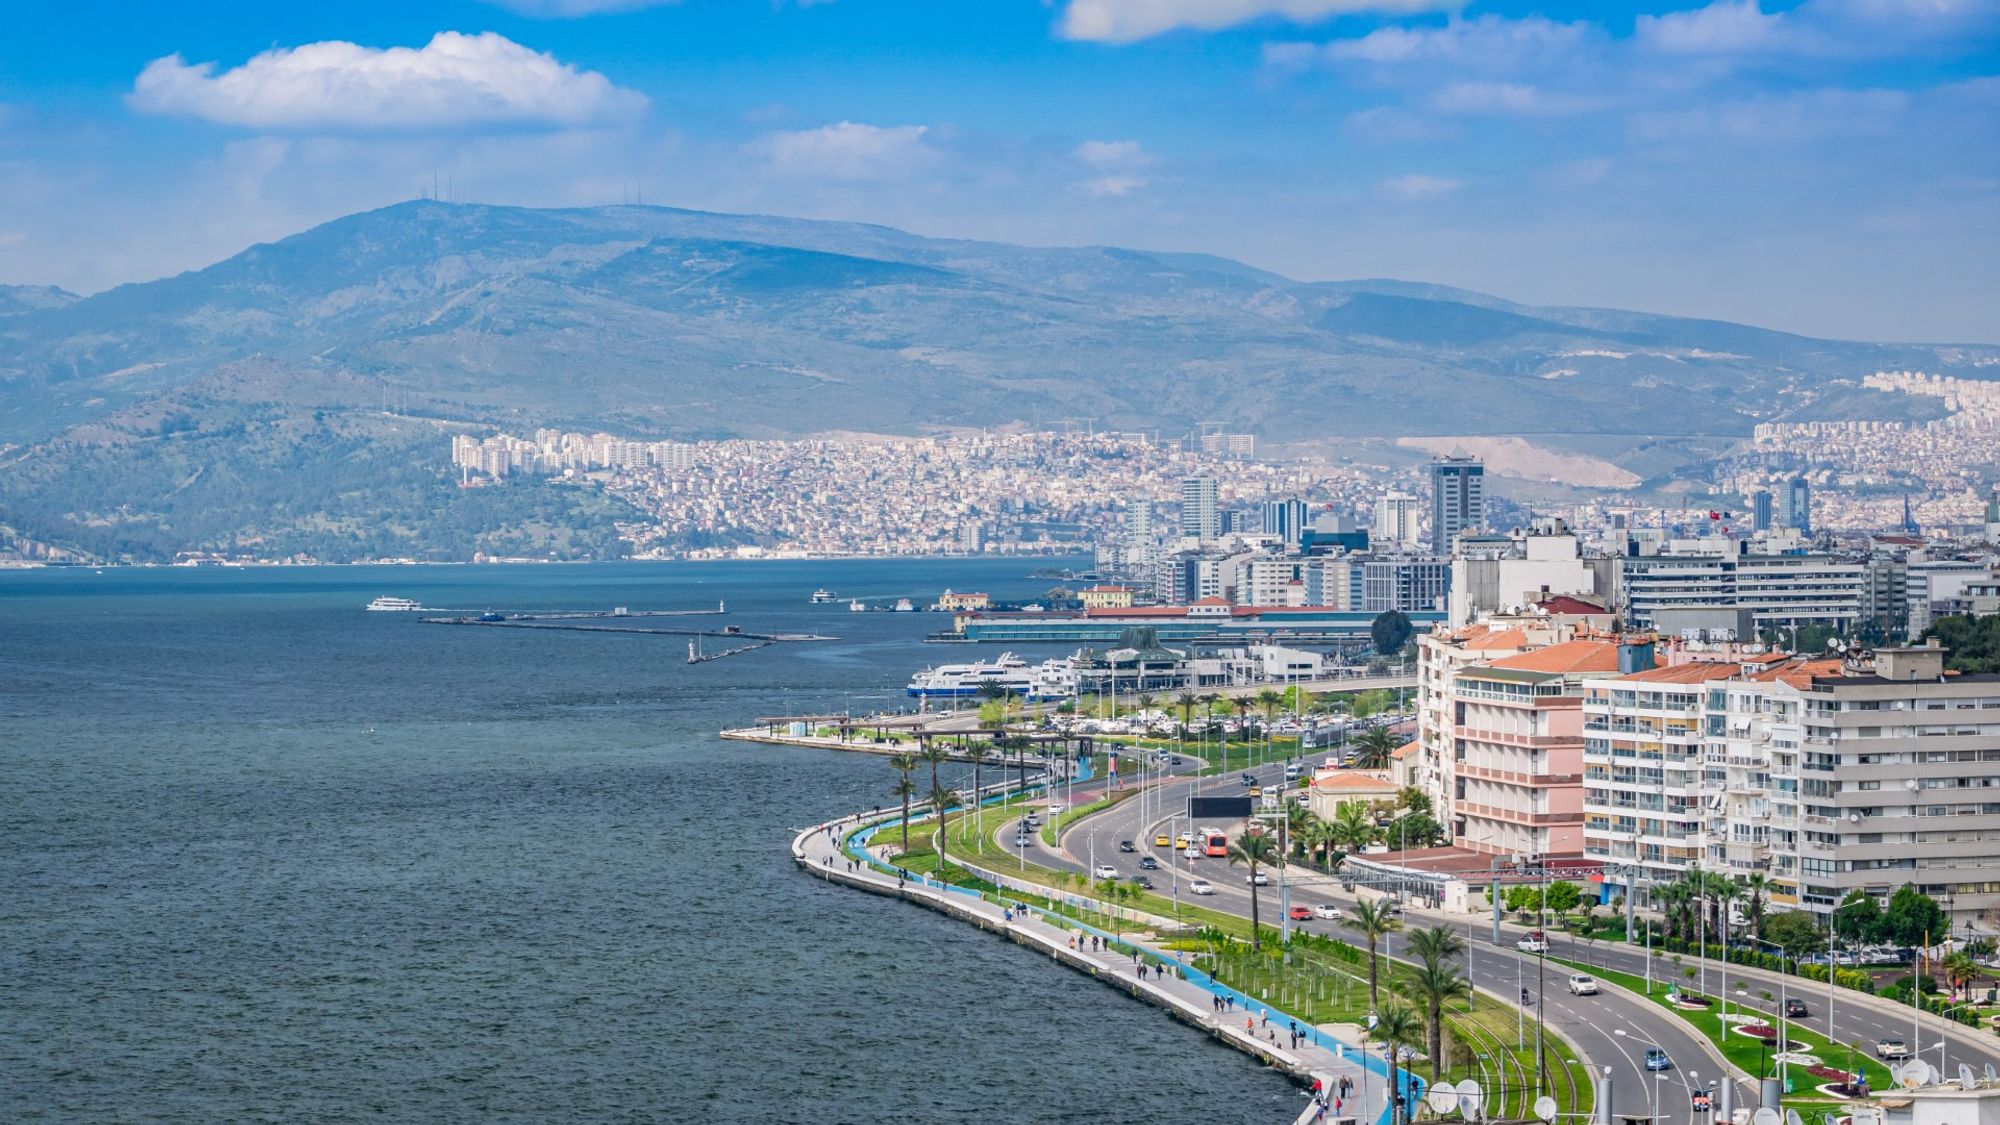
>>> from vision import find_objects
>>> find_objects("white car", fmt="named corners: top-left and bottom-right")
top-left (1313, 904), bottom-right (1342, 920)
top-left (1190, 879), bottom-right (1215, 895)
top-left (1516, 933), bottom-right (1549, 954)
top-left (1566, 974), bottom-right (1599, 995)
top-left (1245, 872), bottom-right (1271, 886)
top-left (1092, 864), bottom-right (1119, 879)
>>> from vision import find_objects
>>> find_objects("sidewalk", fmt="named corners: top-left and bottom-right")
top-left (794, 814), bottom-right (1401, 1125)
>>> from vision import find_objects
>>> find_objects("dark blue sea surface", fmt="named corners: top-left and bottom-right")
top-left (2, 560), bottom-right (1296, 1123)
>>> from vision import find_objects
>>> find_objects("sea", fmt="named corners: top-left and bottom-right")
top-left (1, 559), bottom-right (1298, 1123)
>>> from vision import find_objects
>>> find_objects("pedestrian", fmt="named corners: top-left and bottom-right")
top-left (1226, 995), bottom-right (1234, 1011)
top-left (1246, 1016), bottom-right (1254, 1033)
top-left (1260, 1007), bottom-right (1269, 1027)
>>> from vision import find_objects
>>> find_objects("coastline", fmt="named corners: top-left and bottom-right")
top-left (792, 809), bottom-right (1395, 1125)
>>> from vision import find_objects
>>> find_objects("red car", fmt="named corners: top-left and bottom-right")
top-left (1288, 906), bottom-right (1313, 921)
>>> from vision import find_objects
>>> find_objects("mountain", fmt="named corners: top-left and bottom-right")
top-left (0, 200), bottom-right (1992, 562)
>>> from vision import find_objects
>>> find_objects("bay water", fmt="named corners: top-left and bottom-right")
top-left (2, 560), bottom-right (1296, 1122)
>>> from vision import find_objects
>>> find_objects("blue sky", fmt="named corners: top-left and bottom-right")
top-left (2, 0), bottom-right (1996, 341)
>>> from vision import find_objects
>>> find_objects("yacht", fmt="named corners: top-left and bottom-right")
top-left (365, 596), bottom-right (425, 612)
top-left (907, 653), bottom-right (1076, 701)
top-left (810, 588), bottom-right (838, 603)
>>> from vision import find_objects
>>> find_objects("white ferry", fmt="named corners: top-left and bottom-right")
top-left (907, 653), bottom-right (1076, 701)
top-left (365, 597), bottom-right (426, 612)
top-left (810, 588), bottom-right (838, 604)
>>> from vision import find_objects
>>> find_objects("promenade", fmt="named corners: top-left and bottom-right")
top-left (793, 813), bottom-right (1396, 1125)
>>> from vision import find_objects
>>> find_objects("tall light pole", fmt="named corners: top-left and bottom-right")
top-left (1614, 1029), bottom-right (1666, 1124)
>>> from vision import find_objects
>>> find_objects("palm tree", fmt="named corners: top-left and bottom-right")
top-left (1410, 958), bottom-right (1471, 1080)
top-left (1175, 691), bottom-right (1197, 751)
top-left (1406, 923), bottom-right (1466, 969)
top-left (1714, 879), bottom-right (1745, 950)
top-left (1352, 725), bottom-right (1401, 769)
top-left (918, 741), bottom-right (950, 809)
top-left (888, 752), bottom-right (919, 851)
top-left (1299, 815), bottom-right (1338, 868)
top-left (1255, 686), bottom-right (1284, 749)
top-left (964, 742), bottom-right (992, 849)
top-left (1331, 798), bottom-right (1378, 858)
top-left (928, 782), bottom-right (957, 861)
top-left (1344, 898), bottom-right (1403, 1009)
top-left (1743, 872), bottom-right (1772, 939)
top-left (1942, 951), bottom-right (1980, 999)
top-left (1373, 1001), bottom-right (1425, 1125)
top-left (1227, 831), bottom-right (1280, 949)
top-left (1199, 692), bottom-right (1224, 764)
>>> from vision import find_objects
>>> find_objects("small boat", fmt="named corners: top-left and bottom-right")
top-left (366, 596), bottom-right (425, 612)
top-left (849, 599), bottom-right (868, 612)
top-left (810, 588), bottom-right (838, 603)
top-left (893, 598), bottom-right (915, 612)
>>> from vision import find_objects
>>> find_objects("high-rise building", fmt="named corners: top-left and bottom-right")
top-left (1373, 492), bottom-right (1424, 550)
top-left (1751, 490), bottom-right (1774, 532)
top-left (1122, 502), bottom-right (1153, 543)
top-left (1180, 476), bottom-right (1220, 541)
top-left (1429, 453), bottom-right (1485, 553)
top-left (1783, 476), bottom-right (1812, 535)
top-left (1261, 498), bottom-right (1311, 546)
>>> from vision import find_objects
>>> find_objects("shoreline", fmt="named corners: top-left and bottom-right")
top-left (792, 809), bottom-right (1395, 1125)
top-left (0, 552), bottom-right (1096, 571)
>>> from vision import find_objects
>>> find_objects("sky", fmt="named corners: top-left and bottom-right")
top-left (1, 0), bottom-right (1996, 342)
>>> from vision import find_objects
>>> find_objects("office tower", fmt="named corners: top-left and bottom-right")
top-left (1783, 476), bottom-right (1812, 535)
top-left (1179, 476), bottom-right (1220, 541)
top-left (1751, 490), bottom-right (1773, 532)
top-left (1373, 492), bottom-right (1423, 550)
top-left (1261, 498), bottom-right (1311, 546)
top-left (1123, 502), bottom-right (1153, 543)
top-left (1428, 453), bottom-right (1485, 553)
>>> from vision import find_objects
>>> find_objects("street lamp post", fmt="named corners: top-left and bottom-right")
top-left (1613, 1029), bottom-right (1667, 1124)
top-left (1746, 936), bottom-right (1792, 1090)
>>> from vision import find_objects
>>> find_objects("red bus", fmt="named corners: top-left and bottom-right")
top-left (1203, 830), bottom-right (1228, 857)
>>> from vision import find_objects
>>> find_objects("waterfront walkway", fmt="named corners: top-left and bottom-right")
top-left (793, 814), bottom-right (1396, 1125)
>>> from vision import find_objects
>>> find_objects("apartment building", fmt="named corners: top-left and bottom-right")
top-left (1619, 546), bottom-right (1866, 631)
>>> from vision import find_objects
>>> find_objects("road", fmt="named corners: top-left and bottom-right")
top-left (1004, 756), bottom-right (1744, 1125)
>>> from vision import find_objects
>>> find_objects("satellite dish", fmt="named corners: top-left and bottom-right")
top-left (1889, 1063), bottom-right (1906, 1086)
top-left (1429, 1080), bottom-right (1460, 1113)
top-left (1754, 1108), bottom-right (1782, 1125)
top-left (1458, 1081), bottom-right (1485, 1121)
top-left (1849, 812), bottom-right (1864, 823)
top-left (1907, 778), bottom-right (1922, 791)
top-left (1901, 1060), bottom-right (1935, 1089)
top-left (1535, 1095), bottom-right (1559, 1122)
top-left (1985, 1063), bottom-right (1997, 1085)
top-left (1961, 1064), bottom-right (1977, 1090)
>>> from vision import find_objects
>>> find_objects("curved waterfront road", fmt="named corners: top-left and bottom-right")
top-left (1016, 758), bottom-right (1739, 1125)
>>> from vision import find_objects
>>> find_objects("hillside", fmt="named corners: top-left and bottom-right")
top-left (0, 200), bottom-right (1992, 561)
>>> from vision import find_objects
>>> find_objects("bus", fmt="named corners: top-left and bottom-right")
top-left (1203, 830), bottom-right (1229, 857)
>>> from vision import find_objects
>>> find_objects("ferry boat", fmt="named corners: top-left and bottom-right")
top-left (365, 596), bottom-right (426, 612)
top-left (907, 653), bottom-right (1076, 700)
top-left (893, 598), bottom-right (915, 612)
top-left (849, 599), bottom-right (869, 612)
top-left (810, 588), bottom-right (838, 604)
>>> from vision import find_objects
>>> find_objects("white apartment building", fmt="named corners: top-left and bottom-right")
top-left (1374, 492), bottom-right (1424, 550)
top-left (1448, 519), bottom-right (1605, 628)
top-left (1619, 545), bottom-right (1866, 631)
top-left (1238, 557), bottom-right (1310, 607)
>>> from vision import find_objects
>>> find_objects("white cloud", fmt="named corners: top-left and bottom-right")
top-left (1075, 139), bottom-right (1146, 167)
top-left (753, 121), bottom-right (937, 180)
top-left (1429, 81), bottom-right (1595, 116)
top-left (1057, 0), bottom-right (1452, 43)
top-left (1378, 172), bottom-right (1461, 199)
top-left (128, 31), bottom-right (646, 130)
top-left (1303, 14), bottom-right (1596, 66)
top-left (1079, 175), bottom-right (1148, 197)
top-left (1637, 1), bottom-right (1789, 54)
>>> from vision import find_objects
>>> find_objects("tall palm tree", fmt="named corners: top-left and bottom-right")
top-left (1407, 923), bottom-right (1466, 969)
top-left (918, 741), bottom-right (950, 809)
top-left (888, 752), bottom-right (919, 851)
top-left (1299, 815), bottom-right (1338, 868)
top-left (928, 782), bottom-right (957, 861)
top-left (1255, 687), bottom-right (1284, 750)
top-left (1344, 899), bottom-right (1404, 1009)
top-left (1226, 831), bottom-right (1280, 949)
top-left (1175, 691), bottom-right (1197, 751)
top-left (1199, 692), bottom-right (1224, 764)
top-left (1352, 725), bottom-right (1401, 769)
top-left (1410, 958), bottom-right (1471, 1080)
top-left (1374, 1001), bottom-right (1425, 1125)
top-left (1743, 873), bottom-right (1772, 939)
top-left (1713, 879), bottom-right (1745, 949)
top-left (963, 742), bottom-right (992, 851)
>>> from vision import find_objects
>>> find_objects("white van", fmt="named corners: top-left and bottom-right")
top-left (1283, 763), bottom-right (1303, 781)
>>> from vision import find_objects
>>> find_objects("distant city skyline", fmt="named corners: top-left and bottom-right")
top-left (1, 0), bottom-right (1996, 341)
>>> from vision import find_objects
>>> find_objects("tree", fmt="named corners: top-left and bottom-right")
top-left (929, 783), bottom-right (958, 861)
top-left (918, 741), bottom-right (951, 809)
top-left (1299, 815), bottom-right (1338, 868)
top-left (964, 742), bottom-right (992, 847)
top-left (1941, 951), bottom-right (1980, 998)
top-left (1834, 889), bottom-right (1883, 943)
top-left (1545, 880), bottom-right (1583, 916)
top-left (1373, 1001), bottom-right (1425, 1125)
top-left (1227, 831), bottom-right (1280, 949)
top-left (1344, 899), bottom-right (1404, 1009)
top-left (1372, 609), bottom-right (1414, 656)
top-left (1331, 799), bottom-right (1378, 857)
top-left (1352, 725), bottom-right (1401, 769)
top-left (1884, 885), bottom-right (1948, 948)
top-left (1409, 959), bottom-right (1470, 1080)
top-left (1399, 787), bottom-right (1433, 818)
top-left (1762, 910), bottom-right (1828, 957)
top-left (1923, 614), bottom-right (2000, 674)
top-left (888, 752), bottom-right (919, 851)
top-left (1743, 872), bottom-right (1773, 939)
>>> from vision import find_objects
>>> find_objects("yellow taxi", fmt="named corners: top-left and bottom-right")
top-left (1154, 832), bottom-right (1172, 848)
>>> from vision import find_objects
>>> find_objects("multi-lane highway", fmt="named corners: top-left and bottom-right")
top-left (991, 754), bottom-right (1835, 1124)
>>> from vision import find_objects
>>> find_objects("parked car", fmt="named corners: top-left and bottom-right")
top-left (1783, 998), bottom-right (1809, 1018)
top-left (1190, 879), bottom-right (1215, 895)
top-left (1289, 906), bottom-right (1313, 921)
top-left (1566, 974), bottom-right (1599, 995)
top-left (1877, 1038), bottom-right (1911, 1060)
top-left (1314, 904), bottom-right (1342, 920)
top-left (1092, 863), bottom-right (1119, 879)
top-left (1517, 932), bottom-right (1549, 954)
top-left (1246, 872), bottom-right (1271, 886)
top-left (1118, 840), bottom-right (1136, 853)
top-left (1139, 856), bottom-right (1160, 870)
top-left (1645, 1048), bottom-right (1674, 1072)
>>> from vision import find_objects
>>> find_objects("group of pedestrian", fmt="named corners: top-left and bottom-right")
top-left (1307, 1076), bottom-right (1355, 1122)
top-left (1209, 991), bottom-right (1236, 1013)
top-left (1132, 961), bottom-right (1155, 981)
